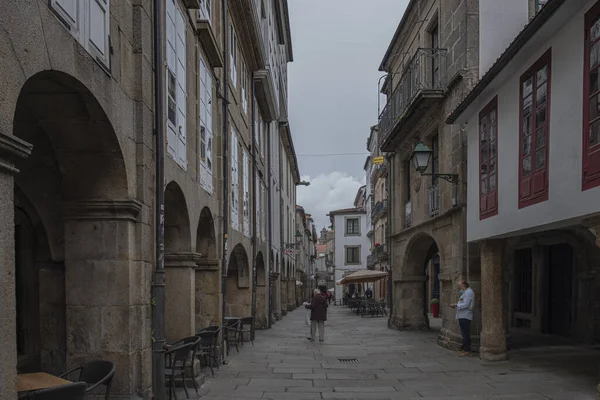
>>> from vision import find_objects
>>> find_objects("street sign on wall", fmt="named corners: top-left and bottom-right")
top-left (373, 156), bottom-right (384, 165)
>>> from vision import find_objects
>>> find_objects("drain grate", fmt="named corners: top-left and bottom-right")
top-left (338, 358), bottom-right (359, 364)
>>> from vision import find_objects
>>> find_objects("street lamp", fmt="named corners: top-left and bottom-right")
top-left (410, 141), bottom-right (459, 184)
top-left (297, 181), bottom-right (310, 186)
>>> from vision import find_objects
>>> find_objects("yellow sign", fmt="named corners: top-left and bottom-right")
top-left (373, 156), bottom-right (384, 165)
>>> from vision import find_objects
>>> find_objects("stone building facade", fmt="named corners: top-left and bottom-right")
top-left (377, 0), bottom-right (480, 349)
top-left (0, 0), bottom-right (299, 398)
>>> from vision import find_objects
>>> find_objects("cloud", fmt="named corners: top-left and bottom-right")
top-left (297, 172), bottom-right (365, 230)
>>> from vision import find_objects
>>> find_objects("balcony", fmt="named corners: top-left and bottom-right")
top-left (367, 254), bottom-right (375, 270)
top-left (375, 244), bottom-right (388, 262)
top-left (378, 48), bottom-right (448, 151)
top-left (429, 185), bottom-right (440, 218)
top-left (372, 200), bottom-right (388, 223)
top-left (405, 199), bottom-right (412, 229)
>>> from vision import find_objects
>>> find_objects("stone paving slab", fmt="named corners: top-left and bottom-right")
top-left (176, 305), bottom-right (597, 399)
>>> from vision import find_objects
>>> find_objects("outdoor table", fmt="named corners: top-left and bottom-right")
top-left (17, 372), bottom-right (71, 393)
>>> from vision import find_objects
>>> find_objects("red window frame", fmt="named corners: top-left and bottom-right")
top-left (518, 49), bottom-right (551, 208)
top-left (479, 96), bottom-right (498, 220)
top-left (583, 2), bottom-right (600, 190)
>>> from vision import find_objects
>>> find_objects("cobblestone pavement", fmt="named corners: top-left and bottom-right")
top-left (188, 306), bottom-right (598, 399)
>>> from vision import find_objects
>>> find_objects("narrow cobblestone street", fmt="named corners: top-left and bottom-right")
top-left (193, 306), bottom-right (598, 400)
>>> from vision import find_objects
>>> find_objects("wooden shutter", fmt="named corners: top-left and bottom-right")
top-left (86, 0), bottom-right (110, 67)
top-left (175, 7), bottom-right (187, 168)
top-left (51, 0), bottom-right (80, 34)
top-left (199, 57), bottom-right (213, 194)
top-left (231, 131), bottom-right (239, 231)
top-left (584, 3), bottom-right (600, 190)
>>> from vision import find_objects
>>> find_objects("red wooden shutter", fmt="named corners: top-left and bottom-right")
top-left (479, 97), bottom-right (498, 220)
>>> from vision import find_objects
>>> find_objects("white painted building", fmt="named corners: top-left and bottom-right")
top-left (447, 0), bottom-right (600, 367)
top-left (328, 198), bottom-right (370, 304)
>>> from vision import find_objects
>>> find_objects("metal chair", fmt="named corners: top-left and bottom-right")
top-left (240, 317), bottom-right (254, 346)
top-left (169, 336), bottom-right (202, 394)
top-left (60, 360), bottom-right (115, 399)
top-left (25, 382), bottom-right (87, 400)
top-left (224, 319), bottom-right (241, 356)
top-left (165, 342), bottom-right (195, 400)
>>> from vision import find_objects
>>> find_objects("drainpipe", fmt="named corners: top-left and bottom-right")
top-left (250, 74), bottom-right (258, 340)
top-left (220, 0), bottom-right (230, 363)
top-left (151, 0), bottom-right (166, 398)
top-left (386, 153), bottom-right (393, 320)
top-left (267, 123), bottom-right (273, 328)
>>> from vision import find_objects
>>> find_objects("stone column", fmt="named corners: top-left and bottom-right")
top-left (287, 278), bottom-right (295, 311)
top-left (280, 277), bottom-right (288, 316)
top-left (270, 272), bottom-right (281, 321)
top-left (480, 239), bottom-right (507, 361)
top-left (63, 200), bottom-right (150, 396)
top-left (389, 277), bottom-right (428, 330)
top-left (0, 133), bottom-right (32, 400)
top-left (195, 259), bottom-right (221, 330)
top-left (164, 253), bottom-right (200, 342)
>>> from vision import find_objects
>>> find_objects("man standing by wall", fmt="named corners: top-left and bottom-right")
top-left (450, 281), bottom-right (474, 357)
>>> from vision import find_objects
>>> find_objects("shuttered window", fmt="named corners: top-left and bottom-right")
top-left (519, 49), bottom-right (551, 208)
top-left (479, 97), bottom-right (498, 219)
top-left (50, 0), bottom-right (110, 68)
top-left (230, 25), bottom-right (238, 88)
top-left (241, 61), bottom-right (248, 114)
top-left (584, 2), bottom-right (600, 190)
top-left (243, 150), bottom-right (250, 237)
top-left (199, 0), bottom-right (211, 22)
top-left (199, 57), bottom-right (213, 194)
top-left (231, 131), bottom-right (239, 231)
top-left (166, 0), bottom-right (187, 169)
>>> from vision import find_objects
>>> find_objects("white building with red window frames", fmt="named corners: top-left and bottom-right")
top-left (448, 0), bottom-right (600, 384)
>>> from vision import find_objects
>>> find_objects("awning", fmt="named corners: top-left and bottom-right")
top-left (340, 269), bottom-right (388, 285)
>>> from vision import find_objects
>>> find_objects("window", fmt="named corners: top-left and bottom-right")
top-left (164, 0), bottom-right (187, 169)
top-left (431, 134), bottom-right (439, 185)
top-left (519, 49), bottom-right (551, 208)
top-left (199, 57), bottom-right (213, 194)
top-left (479, 97), bottom-right (498, 219)
top-left (231, 130), bottom-right (239, 231)
top-left (405, 160), bottom-right (411, 201)
top-left (345, 217), bottom-right (360, 236)
top-left (230, 25), bottom-right (238, 87)
top-left (243, 150), bottom-right (250, 237)
top-left (345, 246), bottom-right (360, 265)
top-left (430, 23), bottom-right (439, 87)
top-left (535, 0), bottom-right (548, 12)
top-left (241, 61), bottom-right (248, 114)
top-left (50, 0), bottom-right (110, 67)
top-left (199, 0), bottom-right (211, 21)
top-left (584, 3), bottom-right (600, 190)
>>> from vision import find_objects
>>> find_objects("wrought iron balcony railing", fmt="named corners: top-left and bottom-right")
top-left (367, 254), bottom-right (375, 269)
top-left (372, 199), bottom-right (388, 222)
top-left (378, 48), bottom-right (448, 146)
top-left (375, 243), bottom-right (388, 261)
top-left (429, 185), bottom-right (440, 218)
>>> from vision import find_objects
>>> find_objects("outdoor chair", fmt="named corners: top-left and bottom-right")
top-left (169, 336), bottom-right (202, 394)
top-left (164, 342), bottom-right (195, 400)
top-left (198, 325), bottom-right (220, 332)
top-left (239, 317), bottom-right (254, 346)
top-left (59, 360), bottom-right (115, 399)
top-left (196, 330), bottom-right (219, 376)
top-left (25, 382), bottom-right (87, 400)
top-left (224, 319), bottom-right (241, 356)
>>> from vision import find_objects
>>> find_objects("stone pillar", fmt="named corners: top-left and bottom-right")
top-left (389, 276), bottom-right (428, 330)
top-left (287, 278), bottom-right (295, 311)
top-left (586, 220), bottom-right (600, 400)
top-left (0, 133), bottom-right (32, 400)
top-left (164, 253), bottom-right (200, 342)
top-left (270, 272), bottom-right (281, 321)
top-left (195, 259), bottom-right (221, 330)
top-left (280, 277), bottom-right (288, 316)
top-left (63, 200), bottom-right (150, 396)
top-left (480, 239), bottom-right (507, 361)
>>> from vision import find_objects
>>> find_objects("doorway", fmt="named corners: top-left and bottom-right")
top-left (546, 244), bottom-right (573, 336)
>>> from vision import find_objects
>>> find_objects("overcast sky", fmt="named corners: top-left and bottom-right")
top-left (288, 0), bottom-right (409, 230)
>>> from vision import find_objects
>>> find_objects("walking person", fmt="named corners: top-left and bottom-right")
top-left (450, 280), bottom-right (474, 357)
top-left (305, 288), bottom-right (328, 342)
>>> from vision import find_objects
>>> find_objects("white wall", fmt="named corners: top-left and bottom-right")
top-left (466, 0), bottom-right (600, 242)
top-left (479, 0), bottom-right (529, 77)
top-left (332, 212), bottom-right (370, 303)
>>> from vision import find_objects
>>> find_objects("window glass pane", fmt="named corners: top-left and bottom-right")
top-left (481, 174), bottom-right (488, 195)
top-left (535, 127), bottom-right (546, 149)
top-left (481, 158), bottom-right (488, 175)
top-left (589, 119), bottom-right (600, 148)
top-left (591, 17), bottom-right (600, 43)
top-left (480, 116), bottom-right (488, 140)
top-left (536, 106), bottom-right (547, 127)
top-left (536, 66), bottom-right (547, 86)
top-left (200, 126), bottom-right (206, 161)
top-left (523, 95), bottom-right (533, 117)
top-left (489, 114), bottom-right (496, 142)
top-left (591, 93), bottom-right (600, 121)
top-left (489, 173), bottom-right (496, 192)
top-left (522, 156), bottom-right (532, 176)
top-left (523, 77), bottom-right (533, 99)
top-left (489, 141), bottom-right (497, 158)
top-left (523, 114), bottom-right (532, 135)
top-left (523, 135), bottom-right (532, 156)
top-left (168, 70), bottom-right (176, 125)
top-left (536, 83), bottom-right (547, 105)
top-left (535, 148), bottom-right (546, 169)
top-left (489, 157), bottom-right (496, 174)
top-left (591, 42), bottom-right (600, 70)
top-left (591, 67), bottom-right (600, 93)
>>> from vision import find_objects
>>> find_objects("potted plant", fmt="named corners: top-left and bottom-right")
top-left (375, 242), bottom-right (381, 247)
top-left (430, 298), bottom-right (440, 318)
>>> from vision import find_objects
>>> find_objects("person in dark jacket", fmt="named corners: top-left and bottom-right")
top-left (306, 288), bottom-right (328, 342)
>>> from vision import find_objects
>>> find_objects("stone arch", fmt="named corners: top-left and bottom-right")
top-left (164, 181), bottom-right (192, 253)
top-left (11, 70), bottom-right (137, 388)
top-left (225, 244), bottom-right (251, 317)
top-left (392, 232), bottom-right (441, 330)
top-left (196, 207), bottom-right (217, 259)
top-left (255, 252), bottom-right (268, 328)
